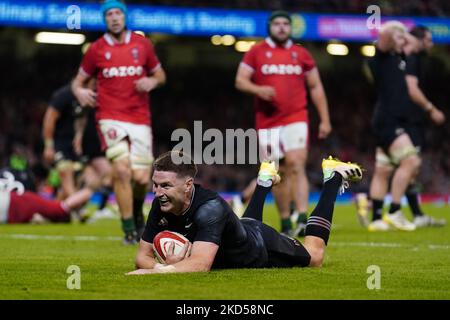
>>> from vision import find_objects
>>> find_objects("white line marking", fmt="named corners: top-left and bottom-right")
top-left (0, 233), bottom-right (121, 241)
top-left (0, 234), bottom-right (449, 251)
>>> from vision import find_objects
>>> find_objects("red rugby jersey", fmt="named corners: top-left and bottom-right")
top-left (241, 38), bottom-right (316, 129)
top-left (80, 31), bottom-right (161, 125)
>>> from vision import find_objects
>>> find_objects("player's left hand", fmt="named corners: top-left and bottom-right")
top-left (125, 268), bottom-right (158, 275)
top-left (135, 77), bottom-right (158, 93)
top-left (430, 107), bottom-right (446, 125)
top-left (318, 121), bottom-right (332, 139)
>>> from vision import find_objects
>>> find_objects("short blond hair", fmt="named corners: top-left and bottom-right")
top-left (380, 21), bottom-right (407, 34)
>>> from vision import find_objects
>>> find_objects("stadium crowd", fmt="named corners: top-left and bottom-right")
top-left (0, 0), bottom-right (449, 195)
top-left (1, 39), bottom-right (449, 194)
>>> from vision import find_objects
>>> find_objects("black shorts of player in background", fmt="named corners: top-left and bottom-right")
top-left (79, 108), bottom-right (105, 164)
top-left (369, 48), bottom-right (412, 153)
top-left (54, 139), bottom-right (79, 165)
top-left (49, 84), bottom-right (81, 166)
top-left (371, 117), bottom-right (409, 154)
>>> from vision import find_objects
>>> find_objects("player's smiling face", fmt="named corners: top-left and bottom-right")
top-left (269, 17), bottom-right (291, 44)
top-left (152, 170), bottom-right (193, 215)
top-left (105, 8), bottom-right (125, 35)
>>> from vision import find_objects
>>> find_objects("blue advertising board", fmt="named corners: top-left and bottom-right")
top-left (1, 0), bottom-right (450, 43)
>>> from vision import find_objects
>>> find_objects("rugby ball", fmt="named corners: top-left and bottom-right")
top-left (153, 231), bottom-right (189, 263)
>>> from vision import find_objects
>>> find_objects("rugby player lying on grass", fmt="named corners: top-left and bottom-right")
top-left (127, 151), bottom-right (362, 275)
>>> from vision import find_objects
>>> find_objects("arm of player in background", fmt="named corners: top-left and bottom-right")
top-left (42, 106), bottom-right (60, 165)
top-left (152, 67), bottom-right (166, 87)
top-left (134, 67), bottom-right (167, 93)
top-left (235, 65), bottom-right (275, 101)
top-left (405, 75), bottom-right (446, 125)
top-left (71, 72), bottom-right (96, 107)
top-left (306, 68), bottom-right (332, 139)
top-left (73, 114), bottom-right (87, 156)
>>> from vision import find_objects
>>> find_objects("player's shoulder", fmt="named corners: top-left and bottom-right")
top-left (194, 198), bottom-right (229, 224)
top-left (292, 43), bottom-right (312, 56)
top-left (53, 84), bottom-right (71, 96)
top-left (248, 40), bottom-right (269, 53)
top-left (50, 84), bottom-right (73, 102)
top-left (88, 36), bottom-right (107, 51)
top-left (130, 31), bottom-right (153, 46)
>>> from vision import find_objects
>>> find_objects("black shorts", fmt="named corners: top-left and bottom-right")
top-left (242, 218), bottom-right (311, 268)
top-left (54, 139), bottom-right (78, 163)
top-left (80, 132), bottom-right (104, 163)
top-left (406, 124), bottom-right (425, 151)
top-left (372, 118), bottom-right (409, 152)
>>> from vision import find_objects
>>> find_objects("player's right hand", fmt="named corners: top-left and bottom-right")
top-left (430, 107), bottom-right (446, 125)
top-left (43, 147), bottom-right (55, 165)
top-left (75, 88), bottom-right (97, 107)
top-left (256, 86), bottom-right (276, 101)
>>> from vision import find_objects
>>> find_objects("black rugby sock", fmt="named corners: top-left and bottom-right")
top-left (281, 218), bottom-right (292, 233)
top-left (133, 196), bottom-right (145, 230)
top-left (98, 186), bottom-right (112, 210)
top-left (242, 184), bottom-right (271, 222)
top-left (371, 199), bottom-right (384, 221)
top-left (406, 190), bottom-right (423, 217)
top-left (305, 173), bottom-right (342, 245)
top-left (388, 203), bottom-right (401, 214)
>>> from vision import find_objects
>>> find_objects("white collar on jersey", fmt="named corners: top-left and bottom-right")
top-left (265, 37), bottom-right (293, 49)
top-left (103, 30), bottom-right (132, 46)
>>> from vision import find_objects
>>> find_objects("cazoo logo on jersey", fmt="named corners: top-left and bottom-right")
top-left (261, 64), bottom-right (303, 75)
top-left (102, 66), bottom-right (144, 78)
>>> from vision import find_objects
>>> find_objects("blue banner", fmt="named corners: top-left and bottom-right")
top-left (1, 0), bottom-right (450, 43)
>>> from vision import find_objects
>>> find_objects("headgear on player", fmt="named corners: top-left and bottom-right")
top-left (101, 0), bottom-right (128, 25)
top-left (267, 10), bottom-right (292, 34)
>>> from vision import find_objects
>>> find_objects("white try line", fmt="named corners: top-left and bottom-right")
top-left (0, 233), bottom-right (449, 250)
top-left (332, 241), bottom-right (450, 250)
top-left (0, 233), bottom-right (121, 241)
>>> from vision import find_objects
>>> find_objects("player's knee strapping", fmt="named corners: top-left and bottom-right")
top-left (389, 145), bottom-right (419, 166)
top-left (55, 160), bottom-right (78, 171)
top-left (375, 151), bottom-right (395, 168)
top-left (130, 155), bottom-right (153, 170)
top-left (106, 140), bottom-right (130, 162)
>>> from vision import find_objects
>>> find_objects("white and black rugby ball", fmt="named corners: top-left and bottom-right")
top-left (153, 231), bottom-right (189, 263)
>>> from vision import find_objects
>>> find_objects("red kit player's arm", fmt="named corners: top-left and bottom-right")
top-left (72, 72), bottom-right (97, 107)
top-left (150, 67), bottom-right (166, 87)
top-left (235, 65), bottom-right (260, 96)
top-left (306, 68), bottom-right (332, 138)
top-left (235, 65), bottom-right (275, 101)
top-left (72, 44), bottom-right (97, 107)
top-left (146, 39), bottom-right (166, 88)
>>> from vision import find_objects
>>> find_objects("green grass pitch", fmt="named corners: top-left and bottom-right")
top-left (0, 204), bottom-right (449, 300)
